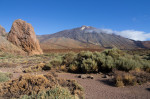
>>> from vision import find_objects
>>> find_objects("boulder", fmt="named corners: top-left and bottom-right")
top-left (7, 19), bottom-right (43, 55)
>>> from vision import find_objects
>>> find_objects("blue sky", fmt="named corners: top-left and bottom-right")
top-left (0, 0), bottom-right (150, 41)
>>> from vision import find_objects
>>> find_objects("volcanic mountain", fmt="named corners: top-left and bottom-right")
top-left (38, 26), bottom-right (147, 50)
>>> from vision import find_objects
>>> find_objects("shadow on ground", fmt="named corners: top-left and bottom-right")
top-left (146, 88), bottom-right (150, 91)
top-left (97, 79), bottom-right (115, 87)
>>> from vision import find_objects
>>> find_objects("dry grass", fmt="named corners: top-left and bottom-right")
top-left (23, 63), bottom-right (51, 73)
top-left (114, 70), bottom-right (150, 87)
top-left (0, 72), bottom-right (84, 98)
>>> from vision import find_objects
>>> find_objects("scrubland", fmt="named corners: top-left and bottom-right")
top-left (0, 49), bottom-right (150, 99)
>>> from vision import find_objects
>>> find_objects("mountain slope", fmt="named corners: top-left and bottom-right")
top-left (38, 26), bottom-right (143, 50)
top-left (0, 35), bottom-right (26, 54)
top-left (40, 37), bottom-right (101, 50)
top-left (141, 41), bottom-right (150, 49)
top-left (0, 25), bottom-right (6, 36)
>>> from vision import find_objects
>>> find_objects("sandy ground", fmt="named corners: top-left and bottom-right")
top-left (58, 73), bottom-right (150, 99)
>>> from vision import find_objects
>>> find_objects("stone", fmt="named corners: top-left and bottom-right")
top-left (78, 75), bottom-right (87, 79)
top-left (102, 75), bottom-right (109, 78)
top-left (7, 19), bottom-right (43, 55)
top-left (87, 75), bottom-right (94, 79)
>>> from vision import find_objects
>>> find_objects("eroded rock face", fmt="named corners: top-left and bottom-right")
top-left (7, 19), bottom-right (43, 55)
top-left (0, 25), bottom-right (6, 36)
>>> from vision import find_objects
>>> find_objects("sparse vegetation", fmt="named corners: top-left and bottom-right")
top-left (0, 73), bottom-right (84, 98)
top-left (114, 70), bottom-right (150, 87)
top-left (0, 72), bottom-right (11, 82)
top-left (20, 86), bottom-right (77, 99)
top-left (0, 48), bottom-right (150, 98)
top-left (23, 63), bottom-right (51, 73)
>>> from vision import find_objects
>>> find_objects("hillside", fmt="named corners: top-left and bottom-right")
top-left (0, 35), bottom-right (26, 54)
top-left (0, 25), bottom-right (6, 36)
top-left (142, 41), bottom-right (150, 49)
top-left (38, 26), bottom-right (145, 50)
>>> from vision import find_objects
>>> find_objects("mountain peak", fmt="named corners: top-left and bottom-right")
top-left (80, 25), bottom-right (92, 30)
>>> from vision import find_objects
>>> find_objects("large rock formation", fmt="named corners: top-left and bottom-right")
top-left (7, 19), bottom-right (43, 55)
top-left (0, 36), bottom-right (26, 55)
top-left (0, 25), bottom-right (6, 36)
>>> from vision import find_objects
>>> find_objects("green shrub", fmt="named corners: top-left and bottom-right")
top-left (0, 72), bottom-right (10, 82)
top-left (62, 52), bottom-right (76, 66)
top-left (116, 57), bottom-right (140, 71)
top-left (20, 86), bottom-right (77, 99)
top-left (59, 48), bottom-right (150, 73)
top-left (69, 64), bottom-right (79, 73)
top-left (81, 58), bottom-right (98, 73)
top-left (50, 57), bottom-right (63, 67)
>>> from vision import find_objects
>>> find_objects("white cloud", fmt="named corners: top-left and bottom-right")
top-left (100, 29), bottom-right (150, 41)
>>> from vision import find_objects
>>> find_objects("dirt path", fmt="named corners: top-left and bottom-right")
top-left (58, 73), bottom-right (150, 99)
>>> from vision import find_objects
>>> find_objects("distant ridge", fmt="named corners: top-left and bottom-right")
top-left (38, 26), bottom-right (148, 50)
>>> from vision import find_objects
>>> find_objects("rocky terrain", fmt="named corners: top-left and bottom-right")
top-left (0, 25), bottom-right (6, 36)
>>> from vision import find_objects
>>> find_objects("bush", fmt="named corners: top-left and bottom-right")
top-left (62, 52), bottom-right (76, 66)
top-left (20, 86), bottom-right (77, 99)
top-left (115, 57), bottom-right (140, 71)
top-left (81, 58), bottom-right (98, 73)
top-left (0, 74), bottom-right (53, 98)
top-left (50, 57), bottom-right (63, 67)
top-left (114, 70), bottom-right (150, 87)
top-left (0, 72), bottom-right (10, 82)
top-left (0, 73), bottom-right (84, 98)
top-left (69, 64), bottom-right (79, 73)
top-left (53, 48), bottom-right (150, 73)
top-left (114, 73), bottom-right (137, 87)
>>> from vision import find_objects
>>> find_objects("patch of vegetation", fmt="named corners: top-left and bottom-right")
top-left (23, 63), bottom-right (51, 73)
top-left (0, 72), bottom-right (11, 82)
top-left (114, 70), bottom-right (150, 87)
top-left (0, 62), bottom-right (17, 68)
top-left (0, 73), bottom-right (84, 99)
top-left (20, 86), bottom-right (77, 99)
top-left (50, 57), bottom-right (63, 67)
top-left (64, 48), bottom-right (150, 73)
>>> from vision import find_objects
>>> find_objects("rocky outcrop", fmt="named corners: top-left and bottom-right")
top-left (7, 19), bottom-right (43, 55)
top-left (0, 25), bottom-right (6, 36)
top-left (0, 36), bottom-right (26, 55)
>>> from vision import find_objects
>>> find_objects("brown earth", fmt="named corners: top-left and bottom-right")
top-left (43, 48), bottom-right (104, 53)
top-left (58, 73), bottom-right (150, 99)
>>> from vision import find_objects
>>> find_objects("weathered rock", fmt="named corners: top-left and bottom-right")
top-left (78, 75), bottom-right (87, 79)
top-left (0, 25), bottom-right (6, 36)
top-left (7, 19), bottom-right (43, 55)
top-left (102, 75), bottom-right (109, 78)
top-left (78, 75), bottom-right (94, 79)
top-left (87, 75), bottom-right (94, 79)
